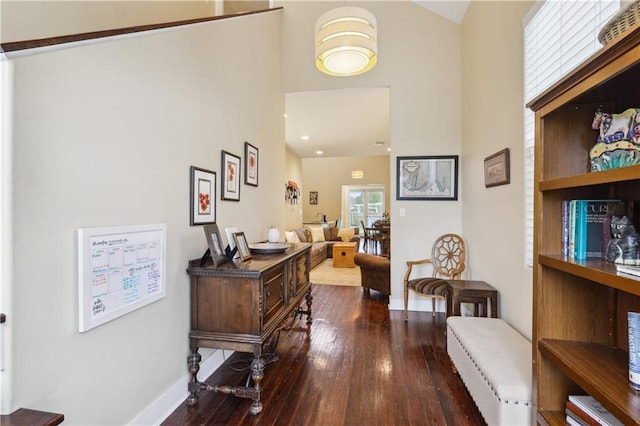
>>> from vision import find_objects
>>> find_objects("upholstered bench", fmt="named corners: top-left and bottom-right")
top-left (447, 317), bottom-right (532, 426)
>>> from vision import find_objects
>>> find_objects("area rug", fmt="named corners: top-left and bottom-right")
top-left (309, 258), bottom-right (361, 287)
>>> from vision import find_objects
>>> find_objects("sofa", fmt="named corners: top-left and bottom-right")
top-left (285, 226), bottom-right (360, 269)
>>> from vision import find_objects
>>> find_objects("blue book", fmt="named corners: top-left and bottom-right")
top-left (575, 200), bottom-right (587, 260)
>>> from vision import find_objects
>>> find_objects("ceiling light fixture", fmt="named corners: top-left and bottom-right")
top-left (315, 6), bottom-right (378, 77)
top-left (351, 169), bottom-right (364, 179)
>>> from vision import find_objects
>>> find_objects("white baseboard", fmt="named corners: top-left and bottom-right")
top-left (128, 349), bottom-right (232, 426)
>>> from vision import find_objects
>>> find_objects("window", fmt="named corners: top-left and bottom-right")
top-left (341, 184), bottom-right (385, 231)
top-left (523, 0), bottom-right (619, 267)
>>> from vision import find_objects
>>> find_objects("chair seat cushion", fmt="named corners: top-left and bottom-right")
top-left (407, 277), bottom-right (449, 296)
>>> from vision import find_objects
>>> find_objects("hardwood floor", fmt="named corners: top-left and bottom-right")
top-left (163, 285), bottom-right (486, 426)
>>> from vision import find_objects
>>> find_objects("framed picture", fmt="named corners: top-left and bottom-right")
top-left (484, 148), bottom-right (510, 187)
top-left (232, 232), bottom-right (252, 261)
top-left (190, 166), bottom-right (216, 226)
top-left (244, 142), bottom-right (259, 187)
top-left (203, 224), bottom-right (228, 267)
top-left (221, 150), bottom-right (241, 201)
top-left (309, 191), bottom-right (318, 205)
top-left (396, 155), bottom-right (458, 200)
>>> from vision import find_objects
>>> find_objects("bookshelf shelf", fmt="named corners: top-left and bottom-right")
top-left (539, 339), bottom-right (640, 425)
top-left (529, 24), bottom-right (640, 426)
top-left (539, 165), bottom-right (640, 192)
top-left (539, 255), bottom-right (640, 297)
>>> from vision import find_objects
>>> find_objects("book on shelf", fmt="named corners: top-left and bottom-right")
top-left (562, 199), bottom-right (621, 260)
top-left (567, 395), bottom-right (623, 426)
top-left (566, 400), bottom-right (599, 426)
top-left (616, 264), bottom-right (640, 277)
top-left (566, 411), bottom-right (588, 426)
top-left (562, 199), bottom-right (570, 258)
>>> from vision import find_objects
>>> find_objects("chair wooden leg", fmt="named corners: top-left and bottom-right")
top-left (404, 284), bottom-right (409, 321)
top-left (431, 298), bottom-right (436, 317)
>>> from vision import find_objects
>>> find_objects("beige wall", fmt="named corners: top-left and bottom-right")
top-left (3, 10), bottom-right (285, 424)
top-left (460, 1), bottom-right (534, 338)
top-left (1, 1), bottom-right (216, 43)
top-left (301, 156), bottom-right (390, 225)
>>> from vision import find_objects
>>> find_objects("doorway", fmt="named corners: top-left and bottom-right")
top-left (342, 184), bottom-right (385, 232)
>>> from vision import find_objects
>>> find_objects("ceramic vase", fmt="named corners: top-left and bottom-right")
top-left (267, 227), bottom-right (280, 243)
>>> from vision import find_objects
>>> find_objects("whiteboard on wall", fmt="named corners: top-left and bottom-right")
top-left (78, 223), bottom-right (167, 332)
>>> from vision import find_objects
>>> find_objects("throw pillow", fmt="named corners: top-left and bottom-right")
top-left (337, 227), bottom-right (355, 242)
top-left (295, 228), bottom-right (307, 242)
top-left (285, 231), bottom-right (300, 243)
top-left (309, 227), bottom-right (326, 242)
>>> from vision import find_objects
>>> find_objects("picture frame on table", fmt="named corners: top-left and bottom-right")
top-left (232, 232), bottom-right (252, 261)
top-left (244, 142), bottom-right (259, 187)
top-left (221, 150), bottom-right (241, 201)
top-left (190, 166), bottom-right (216, 226)
top-left (484, 148), bottom-right (510, 187)
top-left (203, 223), bottom-right (228, 267)
top-left (396, 155), bottom-right (458, 201)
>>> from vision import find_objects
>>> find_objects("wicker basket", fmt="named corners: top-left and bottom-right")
top-left (599, 0), bottom-right (640, 45)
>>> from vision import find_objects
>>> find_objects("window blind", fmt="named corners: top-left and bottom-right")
top-left (523, 0), bottom-right (619, 267)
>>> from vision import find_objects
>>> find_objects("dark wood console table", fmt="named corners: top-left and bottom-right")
top-left (186, 242), bottom-right (312, 415)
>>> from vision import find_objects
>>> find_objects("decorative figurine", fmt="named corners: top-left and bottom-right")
top-left (590, 108), bottom-right (640, 171)
top-left (606, 215), bottom-right (640, 265)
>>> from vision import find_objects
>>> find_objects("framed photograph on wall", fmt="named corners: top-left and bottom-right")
top-left (203, 223), bottom-right (228, 267)
top-left (484, 148), bottom-right (510, 187)
top-left (190, 166), bottom-right (216, 226)
top-left (244, 142), bottom-right (259, 187)
top-left (232, 232), bottom-right (252, 261)
top-left (309, 191), bottom-right (318, 205)
top-left (221, 150), bottom-right (241, 201)
top-left (396, 155), bottom-right (458, 201)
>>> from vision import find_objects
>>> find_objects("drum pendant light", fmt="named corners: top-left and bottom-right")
top-left (315, 6), bottom-right (378, 77)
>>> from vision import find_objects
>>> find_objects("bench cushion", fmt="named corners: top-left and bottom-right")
top-left (447, 317), bottom-right (532, 426)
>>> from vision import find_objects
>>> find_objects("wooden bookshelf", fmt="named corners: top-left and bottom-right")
top-left (528, 25), bottom-right (640, 426)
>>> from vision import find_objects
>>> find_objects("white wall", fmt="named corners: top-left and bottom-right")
top-left (6, 10), bottom-right (285, 424)
top-left (460, 1), bottom-right (534, 338)
top-left (277, 1), bottom-right (463, 311)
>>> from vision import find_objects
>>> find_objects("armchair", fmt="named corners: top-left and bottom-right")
top-left (403, 233), bottom-right (466, 320)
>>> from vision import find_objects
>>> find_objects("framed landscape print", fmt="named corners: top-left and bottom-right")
top-left (221, 150), bottom-right (241, 201)
top-left (396, 155), bottom-right (458, 201)
top-left (244, 142), bottom-right (259, 187)
top-left (484, 148), bottom-right (510, 187)
top-left (190, 166), bottom-right (216, 225)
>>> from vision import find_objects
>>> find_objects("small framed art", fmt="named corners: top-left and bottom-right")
top-left (203, 224), bottom-right (228, 267)
top-left (484, 148), bottom-right (510, 187)
top-left (190, 166), bottom-right (216, 226)
top-left (221, 150), bottom-right (241, 201)
top-left (232, 232), bottom-right (252, 261)
top-left (309, 191), bottom-right (318, 205)
top-left (244, 142), bottom-right (259, 187)
top-left (396, 155), bottom-right (458, 201)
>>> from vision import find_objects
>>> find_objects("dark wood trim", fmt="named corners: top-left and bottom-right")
top-left (0, 7), bottom-right (282, 54)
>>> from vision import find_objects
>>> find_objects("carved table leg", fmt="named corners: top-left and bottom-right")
top-left (304, 288), bottom-right (313, 325)
top-left (248, 357), bottom-right (265, 415)
top-left (187, 349), bottom-right (202, 407)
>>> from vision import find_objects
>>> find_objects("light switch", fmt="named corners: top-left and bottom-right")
top-left (399, 208), bottom-right (405, 217)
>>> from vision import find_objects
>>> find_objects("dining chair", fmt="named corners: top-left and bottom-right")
top-left (403, 233), bottom-right (466, 320)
